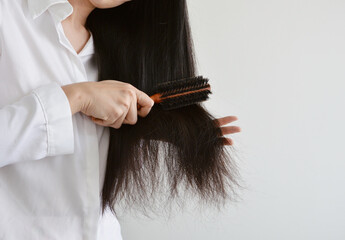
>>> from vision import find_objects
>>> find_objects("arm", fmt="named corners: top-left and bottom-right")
top-left (0, 82), bottom-right (76, 167)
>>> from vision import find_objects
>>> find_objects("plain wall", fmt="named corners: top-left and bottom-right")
top-left (118, 0), bottom-right (345, 239)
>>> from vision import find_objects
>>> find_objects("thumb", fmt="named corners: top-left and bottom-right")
top-left (136, 90), bottom-right (154, 117)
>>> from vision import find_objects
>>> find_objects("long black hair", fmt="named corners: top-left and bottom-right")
top-left (85, 0), bottom-right (244, 216)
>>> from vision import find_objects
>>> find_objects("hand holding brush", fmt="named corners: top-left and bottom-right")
top-left (87, 75), bottom-right (212, 125)
top-left (76, 76), bottom-right (211, 128)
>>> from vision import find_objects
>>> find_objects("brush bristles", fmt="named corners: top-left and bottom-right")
top-left (151, 75), bottom-right (212, 110)
top-left (153, 76), bottom-right (210, 98)
top-left (160, 89), bottom-right (212, 110)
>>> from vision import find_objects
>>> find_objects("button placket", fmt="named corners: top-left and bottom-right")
top-left (49, 9), bottom-right (91, 83)
top-left (63, 45), bottom-right (101, 240)
top-left (48, 9), bottom-right (100, 239)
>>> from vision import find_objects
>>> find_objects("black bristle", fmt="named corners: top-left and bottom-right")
top-left (152, 76), bottom-right (210, 97)
top-left (160, 89), bottom-right (212, 110)
top-left (147, 75), bottom-right (212, 110)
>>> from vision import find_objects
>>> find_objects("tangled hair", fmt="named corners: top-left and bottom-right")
top-left (86, 0), bottom-right (244, 216)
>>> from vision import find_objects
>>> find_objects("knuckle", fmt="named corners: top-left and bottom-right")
top-left (113, 122), bottom-right (122, 129)
top-left (113, 110), bottom-right (121, 119)
top-left (123, 86), bottom-right (135, 96)
top-left (127, 118), bottom-right (137, 125)
top-left (120, 90), bottom-right (134, 104)
top-left (111, 111), bottom-right (117, 119)
top-left (109, 120), bottom-right (119, 128)
top-left (128, 89), bottom-right (136, 98)
top-left (126, 90), bottom-right (136, 101)
top-left (122, 101), bottom-right (130, 109)
top-left (120, 88), bottom-right (130, 95)
top-left (107, 117), bottom-right (116, 125)
top-left (125, 82), bottom-right (134, 89)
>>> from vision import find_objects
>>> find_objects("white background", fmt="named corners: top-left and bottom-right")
top-left (119, 0), bottom-right (345, 239)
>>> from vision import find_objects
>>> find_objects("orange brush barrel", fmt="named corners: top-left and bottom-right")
top-left (150, 85), bottom-right (211, 103)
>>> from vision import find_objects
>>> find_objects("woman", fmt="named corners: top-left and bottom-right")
top-left (0, 0), bottom-right (242, 239)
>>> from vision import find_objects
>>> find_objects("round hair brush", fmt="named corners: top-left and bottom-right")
top-left (142, 75), bottom-right (212, 110)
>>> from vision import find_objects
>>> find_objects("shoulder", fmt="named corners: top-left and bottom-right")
top-left (0, 0), bottom-right (29, 19)
top-left (0, 0), bottom-right (33, 56)
top-left (0, 0), bottom-right (32, 29)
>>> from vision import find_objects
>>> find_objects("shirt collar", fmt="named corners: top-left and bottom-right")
top-left (27, 0), bottom-right (73, 22)
top-left (27, 0), bottom-right (95, 57)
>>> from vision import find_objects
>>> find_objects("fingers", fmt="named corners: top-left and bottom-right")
top-left (221, 137), bottom-right (233, 145)
top-left (216, 116), bottom-right (241, 146)
top-left (220, 125), bottom-right (241, 135)
top-left (123, 90), bottom-right (138, 125)
top-left (110, 106), bottom-right (129, 129)
top-left (90, 116), bottom-right (109, 127)
top-left (136, 89), bottom-right (154, 117)
top-left (214, 115), bottom-right (238, 127)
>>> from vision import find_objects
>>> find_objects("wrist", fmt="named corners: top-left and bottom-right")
top-left (61, 83), bottom-right (84, 115)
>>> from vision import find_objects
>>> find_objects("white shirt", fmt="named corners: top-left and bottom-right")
top-left (0, 0), bottom-right (122, 239)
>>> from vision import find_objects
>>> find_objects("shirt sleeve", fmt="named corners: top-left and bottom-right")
top-left (0, 82), bottom-right (75, 167)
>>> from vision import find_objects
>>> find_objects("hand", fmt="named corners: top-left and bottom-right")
top-left (213, 115), bottom-right (241, 145)
top-left (76, 80), bottom-right (154, 129)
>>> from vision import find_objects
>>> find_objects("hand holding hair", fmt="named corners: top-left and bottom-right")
top-left (214, 115), bottom-right (242, 145)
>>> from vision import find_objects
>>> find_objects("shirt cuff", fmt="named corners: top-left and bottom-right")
top-left (31, 82), bottom-right (75, 156)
